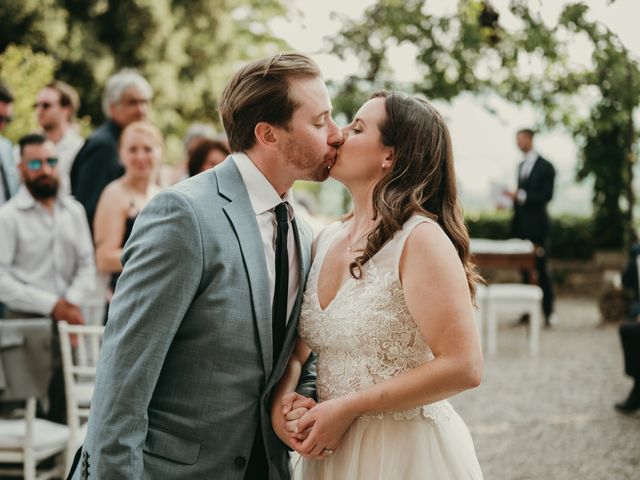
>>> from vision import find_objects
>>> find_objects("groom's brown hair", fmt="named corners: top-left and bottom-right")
top-left (219, 52), bottom-right (321, 152)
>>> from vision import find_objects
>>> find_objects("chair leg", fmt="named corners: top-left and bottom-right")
top-left (23, 449), bottom-right (36, 480)
top-left (65, 443), bottom-right (76, 478)
top-left (487, 303), bottom-right (497, 356)
top-left (529, 306), bottom-right (541, 356)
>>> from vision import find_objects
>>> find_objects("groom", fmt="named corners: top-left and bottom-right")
top-left (71, 53), bottom-right (343, 479)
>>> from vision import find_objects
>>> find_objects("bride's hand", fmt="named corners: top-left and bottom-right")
top-left (271, 391), bottom-right (316, 447)
top-left (295, 396), bottom-right (358, 459)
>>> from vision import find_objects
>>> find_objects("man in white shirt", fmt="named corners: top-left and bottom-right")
top-left (508, 128), bottom-right (556, 325)
top-left (34, 81), bottom-right (85, 195)
top-left (0, 133), bottom-right (96, 423)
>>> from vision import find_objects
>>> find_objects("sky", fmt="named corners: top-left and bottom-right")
top-left (271, 0), bottom-right (640, 215)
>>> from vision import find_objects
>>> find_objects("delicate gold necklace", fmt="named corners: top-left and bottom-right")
top-left (347, 228), bottom-right (369, 252)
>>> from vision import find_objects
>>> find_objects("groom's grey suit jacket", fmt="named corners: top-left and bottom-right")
top-left (72, 157), bottom-right (313, 479)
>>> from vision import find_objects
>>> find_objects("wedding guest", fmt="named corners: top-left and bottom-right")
top-left (187, 138), bottom-right (229, 177)
top-left (0, 81), bottom-right (19, 206)
top-left (0, 133), bottom-right (95, 423)
top-left (93, 121), bottom-right (162, 296)
top-left (34, 81), bottom-right (84, 195)
top-left (70, 69), bottom-right (152, 230)
top-left (615, 321), bottom-right (640, 413)
top-left (160, 123), bottom-right (218, 185)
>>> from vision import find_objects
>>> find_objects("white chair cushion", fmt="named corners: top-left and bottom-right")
top-left (487, 284), bottom-right (543, 301)
top-left (0, 418), bottom-right (70, 450)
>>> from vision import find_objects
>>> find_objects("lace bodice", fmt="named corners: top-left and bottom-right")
top-left (298, 215), bottom-right (453, 422)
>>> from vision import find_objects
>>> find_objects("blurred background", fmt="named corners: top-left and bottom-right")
top-left (1, 1), bottom-right (639, 478)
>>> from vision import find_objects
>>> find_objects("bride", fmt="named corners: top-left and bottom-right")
top-left (271, 91), bottom-right (484, 479)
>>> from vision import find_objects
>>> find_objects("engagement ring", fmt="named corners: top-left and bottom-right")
top-left (323, 448), bottom-right (335, 456)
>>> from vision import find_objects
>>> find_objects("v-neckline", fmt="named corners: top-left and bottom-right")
top-left (314, 221), bottom-right (390, 313)
top-left (314, 222), bottom-right (353, 312)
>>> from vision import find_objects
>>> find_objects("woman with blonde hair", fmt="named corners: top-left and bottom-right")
top-left (93, 121), bottom-right (163, 298)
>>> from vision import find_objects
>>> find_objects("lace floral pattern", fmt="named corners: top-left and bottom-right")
top-left (298, 219), bottom-right (453, 424)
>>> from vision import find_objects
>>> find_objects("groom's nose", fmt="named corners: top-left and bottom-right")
top-left (327, 118), bottom-right (344, 147)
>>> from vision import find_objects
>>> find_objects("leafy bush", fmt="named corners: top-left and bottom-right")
top-left (0, 45), bottom-right (55, 143)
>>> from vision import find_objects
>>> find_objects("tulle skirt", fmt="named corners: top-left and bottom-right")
top-left (292, 409), bottom-right (483, 480)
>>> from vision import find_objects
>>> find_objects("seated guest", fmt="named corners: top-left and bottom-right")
top-left (187, 138), bottom-right (229, 177)
top-left (93, 121), bottom-right (162, 295)
top-left (0, 133), bottom-right (96, 423)
top-left (615, 321), bottom-right (640, 413)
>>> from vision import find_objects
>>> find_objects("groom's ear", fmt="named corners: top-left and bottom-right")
top-left (254, 122), bottom-right (279, 150)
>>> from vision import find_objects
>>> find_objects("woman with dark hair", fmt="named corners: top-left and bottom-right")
top-left (187, 138), bottom-right (230, 177)
top-left (272, 92), bottom-right (484, 478)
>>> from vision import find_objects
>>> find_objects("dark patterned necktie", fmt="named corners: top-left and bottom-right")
top-left (272, 202), bottom-right (289, 368)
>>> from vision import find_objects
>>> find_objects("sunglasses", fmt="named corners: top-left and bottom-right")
top-left (0, 115), bottom-right (12, 123)
top-left (33, 102), bottom-right (58, 110)
top-left (26, 157), bottom-right (58, 170)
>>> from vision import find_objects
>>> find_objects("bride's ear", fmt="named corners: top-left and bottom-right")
top-left (382, 147), bottom-right (394, 170)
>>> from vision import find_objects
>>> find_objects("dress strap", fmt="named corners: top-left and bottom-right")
top-left (391, 215), bottom-right (447, 284)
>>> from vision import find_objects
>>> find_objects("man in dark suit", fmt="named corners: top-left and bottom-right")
top-left (70, 69), bottom-right (152, 230)
top-left (509, 128), bottom-right (556, 325)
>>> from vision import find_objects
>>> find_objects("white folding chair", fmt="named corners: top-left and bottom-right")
top-left (58, 321), bottom-right (105, 475)
top-left (0, 318), bottom-right (69, 480)
top-left (0, 397), bottom-right (70, 480)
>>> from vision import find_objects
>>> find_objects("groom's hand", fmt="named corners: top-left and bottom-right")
top-left (271, 392), bottom-right (316, 448)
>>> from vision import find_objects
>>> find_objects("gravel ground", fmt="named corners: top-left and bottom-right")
top-left (450, 296), bottom-right (639, 480)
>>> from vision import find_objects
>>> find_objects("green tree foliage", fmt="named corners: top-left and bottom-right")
top-left (0, 45), bottom-right (55, 143)
top-left (329, 0), bottom-right (640, 249)
top-left (0, 0), bottom-right (286, 162)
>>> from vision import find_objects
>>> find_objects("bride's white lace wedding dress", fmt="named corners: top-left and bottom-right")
top-left (295, 215), bottom-right (483, 479)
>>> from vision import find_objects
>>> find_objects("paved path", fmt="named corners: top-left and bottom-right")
top-left (451, 296), bottom-right (639, 480)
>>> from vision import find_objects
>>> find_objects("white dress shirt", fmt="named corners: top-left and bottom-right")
top-left (232, 153), bottom-right (299, 321)
top-left (55, 128), bottom-right (85, 196)
top-left (0, 186), bottom-right (96, 315)
top-left (517, 150), bottom-right (538, 204)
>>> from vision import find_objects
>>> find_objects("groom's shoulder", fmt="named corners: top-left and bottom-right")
top-left (163, 169), bottom-right (223, 207)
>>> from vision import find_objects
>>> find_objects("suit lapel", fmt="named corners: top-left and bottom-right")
top-left (216, 158), bottom-right (274, 377)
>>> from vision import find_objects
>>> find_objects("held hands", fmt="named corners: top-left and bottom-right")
top-left (271, 392), bottom-right (316, 449)
top-left (290, 396), bottom-right (359, 460)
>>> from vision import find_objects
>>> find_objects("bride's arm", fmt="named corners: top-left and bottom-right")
top-left (270, 337), bottom-right (315, 447)
top-left (297, 222), bottom-right (483, 456)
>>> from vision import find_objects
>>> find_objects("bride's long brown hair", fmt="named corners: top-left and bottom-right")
top-left (349, 91), bottom-right (482, 301)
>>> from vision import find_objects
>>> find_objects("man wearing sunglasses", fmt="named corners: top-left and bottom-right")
top-left (0, 133), bottom-right (96, 424)
top-left (0, 81), bottom-right (19, 207)
top-left (34, 81), bottom-right (84, 196)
